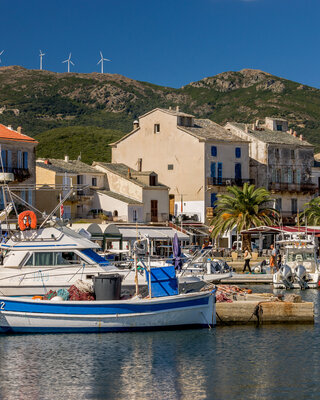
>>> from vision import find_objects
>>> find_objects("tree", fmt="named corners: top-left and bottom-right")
top-left (210, 183), bottom-right (279, 250)
top-left (300, 197), bottom-right (320, 225)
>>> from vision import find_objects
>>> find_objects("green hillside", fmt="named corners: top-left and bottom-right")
top-left (1, 66), bottom-right (320, 162)
top-left (35, 126), bottom-right (124, 164)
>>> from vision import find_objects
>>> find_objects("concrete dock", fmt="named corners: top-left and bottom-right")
top-left (220, 273), bottom-right (273, 284)
top-left (216, 297), bottom-right (314, 325)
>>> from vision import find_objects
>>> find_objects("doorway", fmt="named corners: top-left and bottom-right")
top-left (151, 200), bottom-right (158, 222)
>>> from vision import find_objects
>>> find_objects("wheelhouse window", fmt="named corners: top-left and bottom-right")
top-left (24, 252), bottom-right (82, 266)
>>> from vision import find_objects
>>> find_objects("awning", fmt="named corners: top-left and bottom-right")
top-left (118, 226), bottom-right (189, 241)
top-left (241, 226), bottom-right (320, 235)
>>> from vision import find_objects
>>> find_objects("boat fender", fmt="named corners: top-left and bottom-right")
top-left (18, 210), bottom-right (37, 231)
top-left (50, 296), bottom-right (64, 302)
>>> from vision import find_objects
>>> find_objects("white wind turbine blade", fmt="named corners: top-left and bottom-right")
top-left (97, 59), bottom-right (102, 65)
top-left (68, 53), bottom-right (72, 60)
top-left (103, 58), bottom-right (111, 61)
top-left (100, 51), bottom-right (103, 58)
top-left (70, 61), bottom-right (75, 66)
top-left (62, 59), bottom-right (68, 63)
top-left (0, 50), bottom-right (4, 56)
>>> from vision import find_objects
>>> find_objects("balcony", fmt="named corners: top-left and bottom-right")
top-left (207, 177), bottom-right (255, 187)
top-left (269, 182), bottom-right (317, 193)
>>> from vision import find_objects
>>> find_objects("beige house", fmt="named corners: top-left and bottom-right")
top-left (226, 118), bottom-right (316, 223)
top-left (0, 124), bottom-right (37, 208)
top-left (92, 162), bottom-right (169, 223)
top-left (36, 157), bottom-right (105, 219)
top-left (111, 108), bottom-right (250, 223)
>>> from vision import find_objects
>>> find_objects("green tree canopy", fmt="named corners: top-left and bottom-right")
top-left (300, 197), bottom-right (320, 225)
top-left (210, 183), bottom-right (279, 250)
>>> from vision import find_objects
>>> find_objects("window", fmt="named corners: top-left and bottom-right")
top-left (296, 169), bottom-right (301, 184)
top-left (21, 190), bottom-right (26, 202)
top-left (210, 193), bottom-right (217, 208)
top-left (235, 147), bottom-right (241, 158)
top-left (288, 167), bottom-right (293, 184)
top-left (291, 149), bottom-right (295, 159)
top-left (276, 124), bottom-right (282, 131)
top-left (275, 198), bottom-right (282, 212)
top-left (92, 177), bottom-right (97, 186)
top-left (23, 152), bottom-right (28, 169)
top-left (291, 198), bottom-right (298, 214)
top-left (211, 146), bottom-right (217, 157)
top-left (7, 150), bottom-right (12, 172)
top-left (133, 209), bottom-right (137, 222)
top-left (276, 169), bottom-right (281, 183)
top-left (149, 175), bottom-right (156, 186)
top-left (154, 124), bottom-right (160, 133)
top-left (1, 150), bottom-right (6, 168)
top-left (24, 252), bottom-right (81, 267)
top-left (168, 164), bottom-right (174, 170)
top-left (28, 189), bottom-right (33, 206)
top-left (210, 162), bottom-right (216, 180)
top-left (17, 150), bottom-right (23, 169)
top-left (275, 148), bottom-right (280, 158)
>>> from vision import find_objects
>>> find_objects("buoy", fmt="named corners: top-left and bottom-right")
top-left (18, 210), bottom-right (37, 231)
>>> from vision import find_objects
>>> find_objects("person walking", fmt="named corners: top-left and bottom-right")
top-left (243, 247), bottom-right (252, 273)
top-left (270, 244), bottom-right (277, 273)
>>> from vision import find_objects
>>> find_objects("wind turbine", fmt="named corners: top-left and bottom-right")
top-left (97, 51), bottom-right (110, 74)
top-left (39, 50), bottom-right (45, 70)
top-left (62, 52), bottom-right (74, 73)
top-left (0, 50), bottom-right (4, 65)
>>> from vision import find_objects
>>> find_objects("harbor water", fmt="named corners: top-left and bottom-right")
top-left (0, 286), bottom-right (319, 400)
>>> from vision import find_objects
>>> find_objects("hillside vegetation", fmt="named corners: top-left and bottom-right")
top-left (0, 66), bottom-right (320, 164)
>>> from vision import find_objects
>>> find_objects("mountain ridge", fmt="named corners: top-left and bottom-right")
top-left (0, 66), bottom-right (319, 163)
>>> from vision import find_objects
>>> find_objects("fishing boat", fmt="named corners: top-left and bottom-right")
top-left (0, 289), bottom-right (215, 333)
top-left (273, 232), bottom-right (320, 289)
top-left (0, 224), bottom-right (204, 296)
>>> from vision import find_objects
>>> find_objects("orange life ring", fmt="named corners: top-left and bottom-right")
top-left (18, 210), bottom-right (37, 231)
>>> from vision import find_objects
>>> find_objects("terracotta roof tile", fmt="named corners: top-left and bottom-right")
top-left (0, 124), bottom-right (37, 143)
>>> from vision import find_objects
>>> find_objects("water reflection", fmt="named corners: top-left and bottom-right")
top-left (0, 287), bottom-right (319, 399)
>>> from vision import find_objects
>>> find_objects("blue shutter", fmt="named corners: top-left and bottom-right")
top-left (235, 163), bottom-right (242, 182)
top-left (211, 193), bottom-right (217, 208)
top-left (211, 146), bottom-right (217, 157)
top-left (217, 162), bottom-right (222, 184)
top-left (23, 152), bottom-right (28, 169)
top-left (235, 147), bottom-right (241, 158)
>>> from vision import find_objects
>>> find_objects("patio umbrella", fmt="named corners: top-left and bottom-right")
top-left (173, 232), bottom-right (182, 271)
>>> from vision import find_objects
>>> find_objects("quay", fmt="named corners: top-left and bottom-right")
top-left (220, 273), bottom-right (272, 284)
top-left (216, 295), bottom-right (314, 325)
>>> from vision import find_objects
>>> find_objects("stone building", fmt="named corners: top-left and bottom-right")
top-left (225, 118), bottom-right (316, 223)
top-left (0, 124), bottom-right (38, 208)
top-left (92, 162), bottom-right (169, 223)
top-left (36, 157), bottom-right (105, 218)
top-left (110, 107), bottom-right (251, 223)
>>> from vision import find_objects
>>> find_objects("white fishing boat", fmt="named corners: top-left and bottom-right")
top-left (273, 232), bottom-right (320, 289)
top-left (0, 223), bottom-right (204, 296)
top-left (0, 289), bottom-right (216, 333)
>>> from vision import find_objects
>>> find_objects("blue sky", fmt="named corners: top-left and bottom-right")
top-left (0, 0), bottom-right (319, 88)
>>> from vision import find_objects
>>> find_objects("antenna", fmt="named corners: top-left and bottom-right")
top-left (97, 50), bottom-right (110, 74)
top-left (62, 52), bottom-right (75, 73)
top-left (39, 50), bottom-right (45, 70)
top-left (0, 50), bottom-right (4, 65)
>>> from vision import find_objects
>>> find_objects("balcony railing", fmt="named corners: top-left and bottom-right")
top-left (269, 182), bottom-right (317, 193)
top-left (207, 178), bottom-right (255, 187)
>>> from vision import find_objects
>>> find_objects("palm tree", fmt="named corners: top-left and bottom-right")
top-left (300, 197), bottom-right (320, 225)
top-left (210, 183), bottom-right (279, 250)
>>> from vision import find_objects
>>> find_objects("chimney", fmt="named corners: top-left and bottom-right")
top-left (289, 128), bottom-right (293, 135)
top-left (133, 120), bottom-right (139, 130)
top-left (255, 120), bottom-right (259, 129)
top-left (128, 168), bottom-right (132, 179)
top-left (299, 134), bottom-right (303, 141)
top-left (252, 123), bottom-right (255, 130)
top-left (176, 106), bottom-right (180, 112)
top-left (293, 131), bottom-right (297, 137)
top-left (245, 124), bottom-right (249, 133)
top-left (64, 155), bottom-right (69, 163)
top-left (7, 125), bottom-right (12, 130)
top-left (17, 126), bottom-right (22, 134)
top-left (44, 159), bottom-right (50, 165)
top-left (169, 106), bottom-right (172, 110)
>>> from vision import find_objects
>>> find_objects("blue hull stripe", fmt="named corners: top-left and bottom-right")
top-left (0, 296), bottom-right (210, 315)
top-left (0, 324), bottom-right (211, 334)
